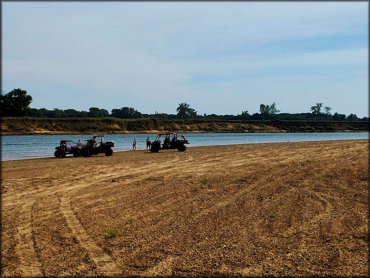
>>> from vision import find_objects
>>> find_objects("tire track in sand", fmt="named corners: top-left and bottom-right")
top-left (55, 157), bottom-right (188, 276)
top-left (8, 155), bottom-right (186, 277)
top-left (60, 195), bottom-right (123, 276)
top-left (141, 255), bottom-right (177, 276)
top-left (14, 200), bottom-right (43, 277)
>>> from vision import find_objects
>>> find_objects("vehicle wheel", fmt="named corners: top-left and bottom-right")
top-left (105, 148), bottom-right (113, 156)
top-left (54, 150), bottom-right (61, 158)
top-left (61, 153), bottom-right (66, 158)
top-left (150, 142), bottom-right (160, 153)
top-left (83, 149), bottom-right (92, 157)
top-left (177, 145), bottom-right (186, 152)
top-left (73, 152), bottom-right (79, 157)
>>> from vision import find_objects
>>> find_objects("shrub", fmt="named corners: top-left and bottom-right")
top-left (269, 212), bottom-right (277, 219)
top-left (105, 228), bottom-right (118, 239)
top-left (200, 178), bottom-right (208, 185)
top-left (303, 125), bottom-right (316, 131)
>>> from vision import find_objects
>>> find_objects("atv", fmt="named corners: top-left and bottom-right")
top-left (150, 133), bottom-right (189, 153)
top-left (54, 140), bottom-right (81, 158)
top-left (80, 135), bottom-right (114, 157)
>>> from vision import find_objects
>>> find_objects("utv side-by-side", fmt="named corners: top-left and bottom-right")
top-left (150, 133), bottom-right (189, 153)
top-left (54, 136), bottom-right (114, 158)
top-left (80, 135), bottom-right (114, 157)
top-left (54, 140), bottom-right (80, 158)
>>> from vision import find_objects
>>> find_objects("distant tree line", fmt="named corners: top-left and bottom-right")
top-left (0, 89), bottom-right (368, 122)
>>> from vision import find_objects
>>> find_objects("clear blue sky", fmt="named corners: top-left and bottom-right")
top-left (2, 1), bottom-right (368, 116)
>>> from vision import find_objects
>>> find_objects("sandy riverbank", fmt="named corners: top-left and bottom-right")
top-left (1, 117), bottom-right (368, 135)
top-left (1, 140), bottom-right (368, 276)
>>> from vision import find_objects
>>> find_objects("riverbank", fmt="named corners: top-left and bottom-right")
top-left (1, 117), bottom-right (368, 135)
top-left (2, 140), bottom-right (368, 276)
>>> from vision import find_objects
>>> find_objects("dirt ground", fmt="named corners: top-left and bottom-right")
top-left (1, 140), bottom-right (368, 277)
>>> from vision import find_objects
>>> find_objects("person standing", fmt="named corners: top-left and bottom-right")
top-left (133, 137), bottom-right (137, 150)
top-left (146, 137), bottom-right (151, 150)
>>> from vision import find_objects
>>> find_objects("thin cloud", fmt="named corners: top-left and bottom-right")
top-left (2, 2), bottom-right (368, 116)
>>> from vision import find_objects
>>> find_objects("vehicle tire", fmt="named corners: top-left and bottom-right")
top-left (150, 142), bottom-right (160, 153)
top-left (83, 149), bottom-right (92, 157)
top-left (54, 150), bottom-right (61, 158)
top-left (73, 151), bottom-right (80, 157)
top-left (61, 153), bottom-right (66, 158)
top-left (177, 145), bottom-right (186, 152)
top-left (105, 148), bottom-right (113, 156)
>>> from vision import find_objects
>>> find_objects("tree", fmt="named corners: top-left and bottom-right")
top-left (259, 102), bottom-right (280, 119)
top-left (259, 104), bottom-right (269, 116)
top-left (332, 112), bottom-right (346, 121)
top-left (63, 109), bottom-right (81, 118)
top-left (346, 113), bottom-right (359, 121)
top-left (239, 110), bottom-right (250, 120)
top-left (0, 88), bottom-right (32, 116)
top-left (324, 106), bottom-right (332, 115)
top-left (269, 102), bottom-right (280, 115)
top-left (28, 108), bottom-right (45, 117)
top-left (51, 108), bottom-right (64, 118)
top-left (111, 107), bottom-right (142, 119)
top-left (310, 103), bottom-right (323, 115)
top-left (176, 103), bottom-right (197, 119)
top-left (88, 107), bottom-right (109, 118)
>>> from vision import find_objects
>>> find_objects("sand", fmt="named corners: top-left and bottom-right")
top-left (1, 140), bottom-right (368, 276)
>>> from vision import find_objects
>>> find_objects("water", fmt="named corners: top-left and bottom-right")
top-left (1, 132), bottom-right (368, 161)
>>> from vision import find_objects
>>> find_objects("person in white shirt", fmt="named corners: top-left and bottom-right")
top-left (76, 139), bottom-right (82, 147)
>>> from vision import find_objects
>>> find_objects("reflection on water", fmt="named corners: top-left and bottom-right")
top-left (1, 132), bottom-right (368, 161)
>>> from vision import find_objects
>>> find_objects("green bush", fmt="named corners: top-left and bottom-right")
top-left (105, 228), bottom-right (118, 239)
top-left (200, 178), bottom-right (208, 185)
top-left (303, 125), bottom-right (316, 131)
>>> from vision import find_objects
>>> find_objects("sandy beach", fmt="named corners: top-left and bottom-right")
top-left (1, 140), bottom-right (368, 276)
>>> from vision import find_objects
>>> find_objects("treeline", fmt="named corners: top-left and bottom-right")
top-left (2, 117), bottom-right (368, 135)
top-left (1, 88), bottom-right (368, 122)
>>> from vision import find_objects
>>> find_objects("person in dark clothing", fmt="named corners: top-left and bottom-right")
top-left (146, 137), bottom-right (151, 150)
top-left (163, 135), bottom-right (170, 148)
top-left (133, 138), bottom-right (137, 150)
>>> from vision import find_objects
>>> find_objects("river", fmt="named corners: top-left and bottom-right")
top-left (1, 132), bottom-right (368, 161)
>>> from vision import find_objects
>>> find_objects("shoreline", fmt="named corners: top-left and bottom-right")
top-left (1, 129), bottom-right (368, 136)
top-left (2, 138), bottom-right (368, 163)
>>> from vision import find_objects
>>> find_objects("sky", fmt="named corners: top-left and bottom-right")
top-left (2, 1), bottom-right (368, 117)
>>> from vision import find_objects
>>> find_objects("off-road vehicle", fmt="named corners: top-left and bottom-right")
top-left (150, 133), bottom-right (189, 153)
top-left (54, 140), bottom-right (81, 158)
top-left (80, 135), bottom-right (114, 157)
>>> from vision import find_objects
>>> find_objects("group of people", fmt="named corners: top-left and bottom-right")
top-left (72, 135), bottom-right (185, 151)
top-left (70, 137), bottom-right (151, 151)
top-left (132, 135), bottom-right (186, 150)
top-left (132, 137), bottom-right (151, 150)
top-left (61, 139), bottom-right (82, 152)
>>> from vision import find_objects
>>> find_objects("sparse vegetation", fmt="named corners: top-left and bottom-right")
top-left (105, 228), bottom-right (118, 239)
top-left (200, 178), bottom-right (208, 185)
top-left (155, 200), bottom-right (165, 205)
